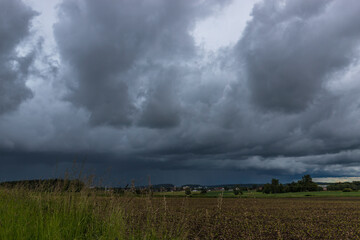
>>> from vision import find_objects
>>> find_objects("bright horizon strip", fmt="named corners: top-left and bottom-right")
top-left (313, 177), bottom-right (360, 183)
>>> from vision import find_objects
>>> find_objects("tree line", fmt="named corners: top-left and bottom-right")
top-left (262, 175), bottom-right (322, 194)
top-left (327, 181), bottom-right (360, 191)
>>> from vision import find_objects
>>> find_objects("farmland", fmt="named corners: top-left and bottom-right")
top-left (155, 190), bottom-right (360, 198)
top-left (2, 187), bottom-right (360, 239)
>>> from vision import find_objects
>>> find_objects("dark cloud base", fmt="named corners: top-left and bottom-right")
top-left (1, 149), bottom-right (359, 186)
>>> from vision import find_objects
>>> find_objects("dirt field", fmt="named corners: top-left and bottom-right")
top-left (134, 197), bottom-right (360, 239)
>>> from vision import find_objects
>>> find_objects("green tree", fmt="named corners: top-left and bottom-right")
top-left (263, 184), bottom-right (271, 194)
top-left (271, 178), bottom-right (280, 193)
top-left (299, 175), bottom-right (318, 191)
top-left (184, 187), bottom-right (191, 196)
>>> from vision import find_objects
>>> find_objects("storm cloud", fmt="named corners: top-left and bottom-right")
top-left (240, 0), bottom-right (360, 113)
top-left (2, 0), bottom-right (360, 184)
top-left (0, 0), bottom-right (37, 114)
top-left (54, 0), bottom-right (228, 127)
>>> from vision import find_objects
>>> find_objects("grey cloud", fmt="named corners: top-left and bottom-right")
top-left (138, 68), bottom-right (182, 128)
top-left (239, 0), bottom-right (360, 113)
top-left (4, 0), bottom-right (360, 184)
top-left (0, 0), bottom-right (37, 114)
top-left (54, 0), bottom-right (227, 128)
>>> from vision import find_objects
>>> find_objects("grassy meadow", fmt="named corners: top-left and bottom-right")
top-left (2, 184), bottom-right (360, 239)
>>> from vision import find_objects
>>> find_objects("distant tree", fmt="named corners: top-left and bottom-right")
top-left (263, 184), bottom-right (271, 194)
top-left (279, 184), bottom-right (285, 193)
top-left (233, 187), bottom-right (243, 196)
top-left (301, 174), bottom-right (312, 183)
top-left (271, 178), bottom-right (280, 193)
top-left (288, 181), bottom-right (300, 192)
top-left (271, 179), bottom-right (279, 185)
top-left (184, 187), bottom-right (191, 196)
top-left (200, 188), bottom-right (207, 194)
top-left (298, 175), bottom-right (318, 192)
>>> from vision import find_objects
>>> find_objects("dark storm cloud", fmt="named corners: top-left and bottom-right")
top-left (0, 0), bottom-right (37, 114)
top-left (239, 0), bottom-right (360, 113)
top-left (4, 0), bottom-right (360, 184)
top-left (54, 0), bottom-right (228, 128)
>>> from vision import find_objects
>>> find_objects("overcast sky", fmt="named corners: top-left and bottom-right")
top-left (1, 0), bottom-right (360, 185)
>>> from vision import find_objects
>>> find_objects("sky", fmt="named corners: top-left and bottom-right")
top-left (1, 0), bottom-right (360, 186)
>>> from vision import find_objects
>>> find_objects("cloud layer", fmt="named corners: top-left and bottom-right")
top-left (2, 0), bottom-right (360, 184)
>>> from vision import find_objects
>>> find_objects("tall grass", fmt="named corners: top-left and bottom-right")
top-left (0, 181), bottom-right (188, 240)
